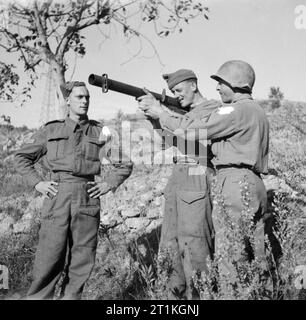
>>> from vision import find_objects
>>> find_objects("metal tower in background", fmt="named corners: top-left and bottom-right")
top-left (39, 64), bottom-right (59, 126)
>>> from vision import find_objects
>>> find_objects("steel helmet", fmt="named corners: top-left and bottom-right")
top-left (211, 60), bottom-right (255, 93)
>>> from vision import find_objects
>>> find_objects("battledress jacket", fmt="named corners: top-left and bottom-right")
top-left (14, 116), bottom-right (133, 190)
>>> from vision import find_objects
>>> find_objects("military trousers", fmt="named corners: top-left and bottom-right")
top-left (212, 167), bottom-right (267, 285)
top-left (159, 164), bottom-right (214, 300)
top-left (27, 174), bottom-right (100, 300)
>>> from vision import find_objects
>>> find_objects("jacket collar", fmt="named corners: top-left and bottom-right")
top-left (232, 93), bottom-right (253, 103)
top-left (65, 116), bottom-right (90, 133)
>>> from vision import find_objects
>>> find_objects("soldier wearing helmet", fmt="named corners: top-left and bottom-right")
top-left (174, 60), bottom-right (269, 287)
top-left (211, 60), bottom-right (256, 94)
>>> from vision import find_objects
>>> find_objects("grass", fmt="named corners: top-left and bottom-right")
top-left (192, 180), bottom-right (305, 300)
top-left (0, 220), bottom-right (39, 299)
top-left (0, 100), bottom-right (305, 300)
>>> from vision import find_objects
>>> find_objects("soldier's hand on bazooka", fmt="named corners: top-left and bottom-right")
top-left (35, 181), bottom-right (59, 198)
top-left (87, 181), bottom-right (111, 198)
top-left (137, 88), bottom-right (164, 120)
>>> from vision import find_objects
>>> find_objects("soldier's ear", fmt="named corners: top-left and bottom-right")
top-left (190, 80), bottom-right (197, 92)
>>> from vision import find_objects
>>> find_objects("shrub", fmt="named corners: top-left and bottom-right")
top-left (269, 87), bottom-right (284, 110)
top-left (192, 179), bottom-right (305, 300)
top-left (0, 220), bottom-right (40, 299)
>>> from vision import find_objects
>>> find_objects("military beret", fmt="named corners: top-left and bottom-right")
top-left (162, 69), bottom-right (197, 90)
top-left (60, 81), bottom-right (86, 99)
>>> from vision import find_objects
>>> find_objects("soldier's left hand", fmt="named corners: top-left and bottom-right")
top-left (87, 181), bottom-right (111, 198)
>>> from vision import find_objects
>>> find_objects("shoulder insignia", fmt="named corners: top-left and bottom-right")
top-left (89, 119), bottom-right (104, 127)
top-left (99, 125), bottom-right (112, 142)
top-left (101, 126), bottom-right (111, 136)
top-left (218, 106), bottom-right (235, 115)
top-left (44, 119), bottom-right (65, 126)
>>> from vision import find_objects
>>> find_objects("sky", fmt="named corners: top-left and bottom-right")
top-left (1, 0), bottom-right (306, 128)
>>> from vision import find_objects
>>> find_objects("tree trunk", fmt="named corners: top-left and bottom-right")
top-left (51, 59), bottom-right (67, 119)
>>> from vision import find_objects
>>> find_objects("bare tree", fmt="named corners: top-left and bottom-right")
top-left (0, 0), bottom-right (210, 115)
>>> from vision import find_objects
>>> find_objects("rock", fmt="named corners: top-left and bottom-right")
top-left (24, 196), bottom-right (44, 217)
top-left (116, 223), bottom-right (129, 234)
top-left (132, 181), bottom-right (146, 192)
top-left (263, 174), bottom-right (294, 194)
top-left (146, 207), bottom-right (161, 219)
top-left (13, 219), bottom-right (32, 233)
top-left (6, 293), bottom-right (22, 300)
top-left (145, 218), bottom-right (163, 234)
top-left (99, 215), bottom-right (120, 227)
top-left (153, 196), bottom-right (162, 207)
top-left (125, 217), bottom-right (150, 230)
top-left (121, 208), bottom-right (140, 218)
top-left (100, 208), bottom-right (123, 226)
top-left (139, 191), bottom-right (154, 204)
top-left (153, 178), bottom-right (169, 195)
top-left (0, 216), bottom-right (14, 234)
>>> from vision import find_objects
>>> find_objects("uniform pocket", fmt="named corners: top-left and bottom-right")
top-left (83, 184), bottom-right (102, 207)
top-left (177, 190), bottom-right (208, 237)
top-left (47, 134), bottom-right (69, 160)
top-left (85, 137), bottom-right (105, 161)
top-left (76, 207), bottom-right (100, 247)
top-left (41, 196), bottom-right (57, 220)
top-left (79, 207), bottom-right (100, 217)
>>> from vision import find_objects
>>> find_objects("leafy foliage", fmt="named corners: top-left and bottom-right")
top-left (269, 87), bottom-right (284, 109)
top-left (0, 100), bottom-right (305, 300)
top-left (0, 62), bottom-right (19, 101)
top-left (0, 0), bottom-right (210, 104)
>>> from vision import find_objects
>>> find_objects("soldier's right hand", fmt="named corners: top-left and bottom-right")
top-left (35, 181), bottom-right (59, 198)
top-left (137, 88), bottom-right (163, 119)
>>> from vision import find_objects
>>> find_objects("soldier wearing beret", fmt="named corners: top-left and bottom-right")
top-left (174, 61), bottom-right (269, 287)
top-left (15, 81), bottom-right (133, 300)
top-left (138, 69), bottom-right (221, 299)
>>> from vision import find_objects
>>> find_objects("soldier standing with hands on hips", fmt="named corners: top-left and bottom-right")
top-left (15, 81), bottom-right (133, 300)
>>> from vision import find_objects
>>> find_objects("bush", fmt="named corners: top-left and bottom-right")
top-left (0, 220), bottom-right (40, 299)
top-left (82, 228), bottom-right (173, 300)
top-left (269, 87), bottom-right (284, 110)
top-left (192, 180), bottom-right (305, 300)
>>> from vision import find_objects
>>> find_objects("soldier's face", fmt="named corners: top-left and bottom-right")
top-left (171, 80), bottom-right (197, 108)
top-left (216, 82), bottom-right (235, 103)
top-left (67, 86), bottom-right (90, 116)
